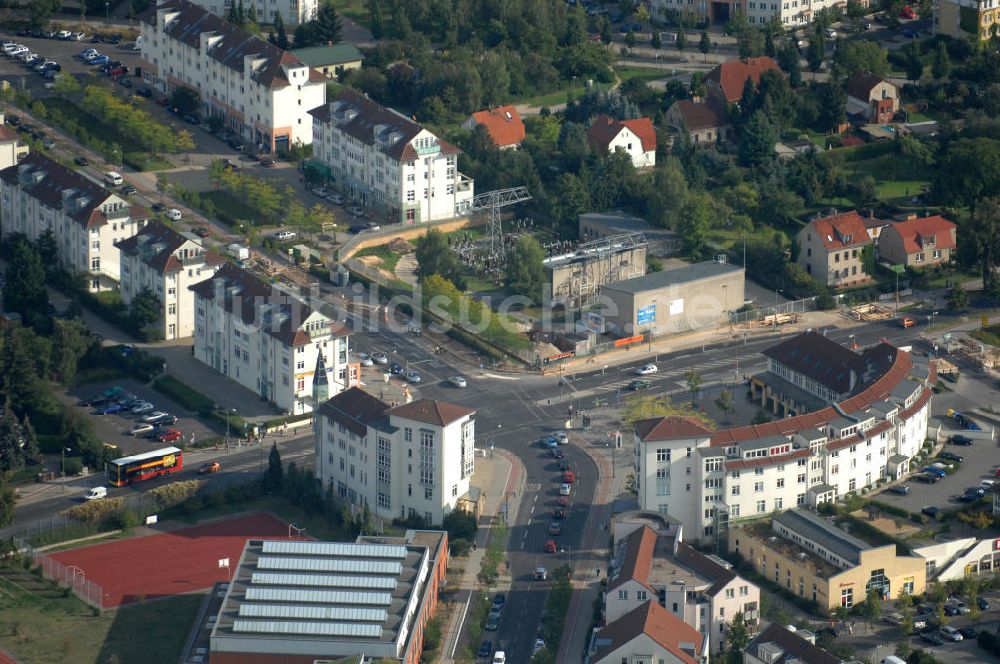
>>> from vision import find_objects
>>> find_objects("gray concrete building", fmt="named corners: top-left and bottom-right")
top-left (544, 233), bottom-right (647, 308)
top-left (578, 211), bottom-right (680, 257)
top-left (600, 260), bottom-right (745, 337)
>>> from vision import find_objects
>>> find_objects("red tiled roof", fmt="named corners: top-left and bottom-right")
top-left (634, 416), bottom-right (712, 443)
top-left (389, 399), bottom-right (474, 427)
top-left (608, 525), bottom-right (656, 592)
top-left (318, 386), bottom-right (391, 437)
top-left (468, 106), bottom-right (525, 147)
top-left (725, 447), bottom-right (810, 471)
top-left (711, 345), bottom-right (912, 446)
top-left (0, 125), bottom-right (17, 141)
top-left (594, 600), bottom-right (702, 664)
top-left (587, 115), bottom-right (656, 153)
top-left (884, 215), bottom-right (957, 255)
top-left (806, 210), bottom-right (872, 251)
top-left (115, 221), bottom-right (224, 274)
top-left (705, 56), bottom-right (781, 102)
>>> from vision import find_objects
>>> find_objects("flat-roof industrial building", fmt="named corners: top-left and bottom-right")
top-left (206, 530), bottom-right (448, 663)
top-left (600, 259), bottom-right (745, 337)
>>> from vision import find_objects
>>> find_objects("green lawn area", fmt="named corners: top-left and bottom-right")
top-left (354, 245), bottom-right (403, 274)
top-left (614, 66), bottom-right (674, 83)
top-left (517, 81), bottom-right (614, 109)
top-left (971, 325), bottom-right (1000, 348)
top-left (0, 561), bottom-right (204, 664)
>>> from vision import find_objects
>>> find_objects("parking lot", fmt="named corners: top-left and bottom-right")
top-left (68, 378), bottom-right (217, 458)
top-left (0, 31), bottom-right (142, 93)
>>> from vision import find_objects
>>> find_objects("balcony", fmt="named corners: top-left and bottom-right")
top-left (456, 173), bottom-right (473, 192)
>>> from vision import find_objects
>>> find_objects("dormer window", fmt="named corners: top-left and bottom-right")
top-left (843, 234), bottom-right (852, 243)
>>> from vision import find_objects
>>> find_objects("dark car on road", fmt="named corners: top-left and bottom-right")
top-left (950, 434), bottom-right (974, 445)
top-left (938, 452), bottom-right (963, 462)
top-left (74, 156), bottom-right (89, 166)
top-left (921, 505), bottom-right (941, 519)
top-left (920, 632), bottom-right (944, 646)
top-left (889, 484), bottom-right (910, 495)
top-left (959, 626), bottom-right (977, 639)
top-left (628, 379), bottom-right (651, 390)
top-left (390, 362), bottom-right (404, 375)
top-left (259, 157), bottom-right (276, 167)
top-left (477, 641), bottom-right (492, 657)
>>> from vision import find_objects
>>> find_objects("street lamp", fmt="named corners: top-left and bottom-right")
top-left (105, 1), bottom-right (109, 22)
top-left (61, 447), bottom-right (71, 477)
top-left (226, 407), bottom-right (238, 445)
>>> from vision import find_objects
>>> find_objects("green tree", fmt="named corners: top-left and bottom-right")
top-left (964, 575), bottom-right (980, 619)
top-left (600, 17), bottom-right (613, 45)
top-left (699, 29), bottom-right (711, 61)
top-left (863, 587), bottom-right (882, 627)
top-left (310, 4), bottom-right (343, 44)
top-left (625, 29), bottom-right (636, 53)
top-left (963, 197), bottom-right (1000, 291)
top-left (504, 235), bottom-right (546, 305)
top-left (442, 510), bottom-right (478, 542)
top-left (129, 288), bottom-right (161, 332)
top-left (53, 73), bottom-right (81, 96)
top-left (935, 139), bottom-right (1000, 214)
top-left (226, 0), bottom-right (242, 25)
top-left (725, 612), bottom-right (749, 664)
top-left (714, 389), bottom-right (734, 423)
top-left (932, 41), bottom-right (952, 79)
top-left (739, 110), bottom-right (777, 167)
top-left (806, 33), bottom-right (825, 74)
top-left (368, 0), bottom-right (384, 39)
top-left (28, 0), bottom-right (59, 29)
top-left (816, 82), bottom-right (846, 131)
top-left (650, 30), bottom-right (661, 51)
top-left (675, 30), bottom-right (687, 52)
top-left (35, 229), bottom-right (58, 271)
top-left (903, 42), bottom-right (924, 82)
top-left (677, 194), bottom-right (711, 257)
top-left (0, 479), bottom-right (15, 528)
top-left (685, 368), bottom-right (702, 405)
top-left (833, 41), bottom-right (890, 80)
top-left (265, 442), bottom-right (283, 492)
top-left (947, 284), bottom-right (969, 312)
top-left (897, 588), bottom-right (915, 635)
top-left (860, 243), bottom-right (876, 276)
top-left (272, 13), bottom-right (289, 49)
top-left (414, 229), bottom-right (464, 287)
top-left (3, 237), bottom-right (49, 332)
top-left (51, 319), bottom-right (94, 385)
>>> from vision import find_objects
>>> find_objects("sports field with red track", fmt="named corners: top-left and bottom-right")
top-left (49, 513), bottom-right (291, 608)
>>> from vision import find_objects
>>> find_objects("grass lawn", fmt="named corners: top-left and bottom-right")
top-left (614, 66), bottom-right (675, 83)
top-left (971, 325), bottom-right (1000, 348)
top-left (354, 245), bottom-right (403, 274)
top-left (518, 81), bottom-right (614, 109)
top-left (0, 561), bottom-right (204, 664)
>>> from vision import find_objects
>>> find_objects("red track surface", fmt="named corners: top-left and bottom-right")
top-left (50, 513), bottom-right (292, 608)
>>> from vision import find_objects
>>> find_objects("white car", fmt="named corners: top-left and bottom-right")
top-left (532, 638), bottom-right (546, 655)
top-left (552, 430), bottom-right (568, 444)
top-left (275, 230), bottom-right (296, 241)
top-left (130, 401), bottom-right (155, 414)
top-left (371, 352), bottom-right (389, 365)
top-left (356, 352), bottom-right (374, 367)
top-left (825, 27), bottom-right (837, 38)
top-left (142, 410), bottom-right (169, 423)
top-left (166, 208), bottom-right (182, 221)
top-left (406, 371), bottom-right (422, 383)
top-left (347, 205), bottom-right (364, 216)
top-left (14, 50), bottom-right (35, 61)
top-left (449, 375), bottom-right (467, 388)
top-left (327, 194), bottom-right (345, 205)
top-left (1, 43), bottom-right (18, 54)
top-left (635, 363), bottom-right (658, 376)
top-left (940, 625), bottom-right (963, 641)
top-left (311, 187), bottom-right (329, 197)
top-left (83, 51), bottom-right (101, 62)
top-left (559, 483), bottom-right (571, 496)
top-left (8, 46), bottom-right (28, 58)
top-left (128, 422), bottom-right (155, 436)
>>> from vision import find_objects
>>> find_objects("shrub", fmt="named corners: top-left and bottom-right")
top-left (147, 480), bottom-right (204, 510)
top-left (152, 375), bottom-right (215, 412)
top-left (62, 457), bottom-right (83, 476)
top-left (65, 497), bottom-right (127, 524)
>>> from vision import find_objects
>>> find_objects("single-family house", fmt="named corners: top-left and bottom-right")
top-left (846, 70), bottom-right (899, 125)
top-left (461, 105), bottom-right (526, 150)
top-left (796, 210), bottom-right (875, 288)
top-left (878, 214), bottom-right (957, 268)
top-left (664, 98), bottom-right (729, 145)
top-left (586, 115), bottom-right (657, 169)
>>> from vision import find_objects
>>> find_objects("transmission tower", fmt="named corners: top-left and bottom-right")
top-left (464, 186), bottom-right (531, 271)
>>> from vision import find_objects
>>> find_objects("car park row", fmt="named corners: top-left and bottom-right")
top-left (78, 385), bottom-right (183, 443)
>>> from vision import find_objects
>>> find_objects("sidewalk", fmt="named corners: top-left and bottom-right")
top-left (438, 448), bottom-right (526, 663)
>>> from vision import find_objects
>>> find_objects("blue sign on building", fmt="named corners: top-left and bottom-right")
top-left (637, 305), bottom-right (656, 325)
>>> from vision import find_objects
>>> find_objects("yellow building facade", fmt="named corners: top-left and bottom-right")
top-left (937, 0), bottom-right (1000, 42)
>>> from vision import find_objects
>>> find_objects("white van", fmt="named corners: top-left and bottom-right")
top-left (226, 243), bottom-right (249, 261)
top-left (104, 171), bottom-right (123, 187)
top-left (492, 652), bottom-right (506, 664)
top-left (881, 657), bottom-right (906, 664)
top-left (84, 486), bottom-right (107, 501)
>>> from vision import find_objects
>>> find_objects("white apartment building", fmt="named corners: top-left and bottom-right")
top-left (315, 387), bottom-right (477, 525)
top-left (743, 0), bottom-right (864, 26)
top-left (116, 221), bottom-right (225, 340)
top-left (190, 263), bottom-right (349, 414)
top-left (606, 512), bottom-right (760, 656)
top-left (633, 334), bottom-right (934, 542)
top-left (309, 89), bottom-right (475, 224)
top-left (138, 0), bottom-right (326, 152)
top-left (185, 0), bottom-right (316, 25)
top-left (0, 153), bottom-right (147, 292)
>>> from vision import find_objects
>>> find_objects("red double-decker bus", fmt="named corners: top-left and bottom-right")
top-left (106, 446), bottom-right (184, 487)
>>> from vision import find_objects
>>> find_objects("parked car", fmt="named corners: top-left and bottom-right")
top-left (449, 375), bottom-right (467, 388)
top-left (825, 27), bottom-right (837, 38)
top-left (166, 208), bottom-right (182, 221)
top-left (477, 641), bottom-right (493, 657)
top-left (544, 540), bottom-right (557, 553)
top-left (888, 484), bottom-right (910, 495)
top-left (95, 403), bottom-right (125, 415)
top-left (275, 230), bottom-right (296, 241)
top-left (492, 593), bottom-right (505, 610)
top-left (628, 379), bottom-right (651, 390)
top-left (156, 428), bottom-right (183, 442)
top-left (355, 352), bottom-right (373, 367)
top-left (128, 422), bottom-right (155, 436)
top-left (913, 472), bottom-right (941, 483)
top-left (921, 505), bottom-right (940, 518)
top-left (938, 451), bottom-right (964, 462)
top-left (940, 625), bottom-right (963, 641)
top-left (347, 205), bottom-right (365, 217)
top-left (959, 626), bottom-right (977, 639)
top-left (979, 597), bottom-right (990, 610)
top-left (540, 437), bottom-right (559, 449)
top-left (553, 507), bottom-right (565, 519)
top-left (532, 638), bottom-right (546, 656)
top-left (193, 226), bottom-right (210, 238)
top-left (198, 462), bottom-right (221, 475)
top-left (130, 401), bottom-right (155, 414)
top-left (548, 448), bottom-right (565, 459)
top-left (327, 194), bottom-right (345, 205)
top-left (533, 567), bottom-right (548, 580)
top-left (559, 483), bottom-right (571, 496)
top-left (259, 157), bottom-right (276, 167)
top-left (920, 632), bottom-right (944, 646)
top-left (311, 187), bottom-right (329, 198)
top-left (371, 352), bottom-right (389, 365)
top-left (635, 363), bottom-right (657, 375)
top-left (84, 486), bottom-right (108, 501)
top-left (389, 362), bottom-right (404, 375)
top-left (405, 371), bottom-right (422, 383)
top-left (548, 522), bottom-right (561, 535)
top-left (485, 614), bottom-right (499, 631)
top-left (552, 431), bottom-right (568, 444)
top-left (950, 434), bottom-right (974, 445)
top-left (74, 156), bottom-right (90, 166)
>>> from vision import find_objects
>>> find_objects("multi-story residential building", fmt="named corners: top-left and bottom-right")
top-left (878, 214), bottom-right (958, 268)
top-left (744, 623), bottom-right (843, 664)
top-left (315, 386), bottom-right (476, 525)
top-left (796, 210), bottom-right (875, 289)
top-left (0, 114), bottom-right (27, 170)
top-left (846, 70), bottom-right (900, 124)
top-left (0, 152), bottom-right (147, 292)
top-left (606, 512), bottom-right (760, 655)
top-left (633, 333), bottom-right (934, 542)
top-left (705, 57), bottom-right (782, 104)
top-left (729, 509), bottom-right (927, 610)
top-left (936, 0), bottom-right (998, 42)
top-left (586, 115), bottom-right (657, 169)
top-left (116, 221), bottom-right (226, 340)
top-left (309, 89), bottom-right (474, 224)
top-left (185, 0), bottom-right (316, 25)
top-left (190, 262), bottom-right (349, 414)
top-left (138, 0), bottom-right (326, 152)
